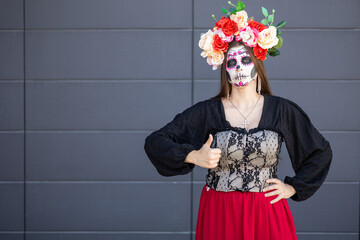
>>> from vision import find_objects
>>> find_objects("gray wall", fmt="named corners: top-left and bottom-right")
top-left (0, 0), bottom-right (359, 239)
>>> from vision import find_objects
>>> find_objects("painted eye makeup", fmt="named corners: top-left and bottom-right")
top-left (241, 56), bottom-right (252, 65)
top-left (227, 58), bottom-right (237, 69)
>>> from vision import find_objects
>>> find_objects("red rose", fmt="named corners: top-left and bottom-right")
top-left (212, 34), bottom-right (229, 52)
top-left (222, 19), bottom-right (238, 36)
top-left (215, 17), bottom-right (238, 36)
top-left (215, 16), bottom-right (228, 28)
top-left (247, 19), bottom-right (267, 32)
top-left (253, 45), bottom-right (267, 61)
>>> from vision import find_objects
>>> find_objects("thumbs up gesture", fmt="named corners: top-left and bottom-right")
top-left (185, 134), bottom-right (222, 169)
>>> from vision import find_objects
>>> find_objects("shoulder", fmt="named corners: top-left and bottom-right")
top-left (271, 95), bottom-right (310, 118)
top-left (181, 97), bottom-right (218, 116)
top-left (270, 95), bottom-right (314, 129)
top-left (267, 94), bottom-right (299, 107)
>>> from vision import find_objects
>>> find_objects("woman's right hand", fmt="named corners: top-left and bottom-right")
top-left (185, 134), bottom-right (222, 169)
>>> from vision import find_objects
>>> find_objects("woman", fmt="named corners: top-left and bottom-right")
top-left (144, 2), bottom-right (333, 239)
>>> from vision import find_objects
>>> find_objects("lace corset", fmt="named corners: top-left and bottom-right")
top-left (206, 129), bottom-right (283, 192)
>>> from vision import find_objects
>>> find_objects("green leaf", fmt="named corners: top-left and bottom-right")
top-left (261, 7), bottom-right (268, 17)
top-left (268, 48), bottom-right (280, 57)
top-left (276, 20), bottom-right (286, 28)
top-left (229, 7), bottom-right (237, 14)
top-left (267, 48), bottom-right (275, 53)
top-left (222, 7), bottom-right (230, 15)
top-left (269, 51), bottom-right (276, 57)
top-left (274, 36), bottom-right (283, 49)
top-left (267, 14), bottom-right (274, 23)
top-left (261, 19), bottom-right (268, 25)
top-left (236, 1), bottom-right (245, 11)
top-left (277, 29), bottom-right (282, 35)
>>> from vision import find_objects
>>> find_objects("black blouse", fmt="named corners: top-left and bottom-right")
top-left (144, 94), bottom-right (333, 202)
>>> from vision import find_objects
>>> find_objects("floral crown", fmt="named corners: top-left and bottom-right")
top-left (198, 1), bottom-right (286, 70)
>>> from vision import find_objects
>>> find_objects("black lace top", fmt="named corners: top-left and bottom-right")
top-left (206, 129), bottom-right (282, 193)
top-left (144, 94), bottom-right (333, 202)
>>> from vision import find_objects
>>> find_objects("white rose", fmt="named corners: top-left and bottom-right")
top-left (201, 50), bottom-right (211, 58)
top-left (230, 10), bottom-right (248, 29)
top-left (207, 55), bottom-right (221, 70)
top-left (210, 51), bottom-right (224, 66)
top-left (212, 64), bottom-right (220, 70)
top-left (257, 26), bottom-right (279, 49)
top-left (198, 30), bottom-right (215, 52)
top-left (239, 26), bottom-right (258, 47)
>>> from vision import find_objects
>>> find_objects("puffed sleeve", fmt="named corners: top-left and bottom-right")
top-left (144, 101), bottom-right (208, 177)
top-left (280, 98), bottom-right (333, 202)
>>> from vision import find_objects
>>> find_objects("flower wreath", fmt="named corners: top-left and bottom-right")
top-left (198, 1), bottom-right (286, 70)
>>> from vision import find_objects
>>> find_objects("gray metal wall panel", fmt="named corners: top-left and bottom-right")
top-left (26, 81), bottom-right (192, 129)
top-left (0, 33), bottom-right (23, 80)
top-left (0, 82), bottom-right (24, 130)
top-left (0, 133), bottom-right (24, 181)
top-left (0, 0), bottom-right (23, 29)
top-left (0, 183), bottom-right (24, 231)
top-left (295, 234), bottom-right (358, 240)
top-left (271, 81), bottom-right (360, 130)
top-left (0, 233), bottom-right (24, 240)
top-left (288, 183), bottom-right (359, 232)
top-left (26, 183), bottom-right (191, 231)
top-left (194, 0), bottom-right (360, 28)
top-left (26, 31), bottom-right (192, 80)
top-left (26, 132), bottom-right (190, 181)
top-left (26, 0), bottom-right (192, 29)
top-left (323, 133), bottom-right (360, 181)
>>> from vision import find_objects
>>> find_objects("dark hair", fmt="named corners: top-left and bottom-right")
top-left (212, 40), bottom-right (273, 99)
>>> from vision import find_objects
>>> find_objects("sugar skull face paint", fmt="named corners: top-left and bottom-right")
top-left (226, 45), bottom-right (257, 87)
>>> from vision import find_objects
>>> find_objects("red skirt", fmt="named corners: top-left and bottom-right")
top-left (195, 184), bottom-right (297, 240)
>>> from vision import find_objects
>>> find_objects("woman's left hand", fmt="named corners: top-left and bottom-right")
top-left (263, 178), bottom-right (296, 204)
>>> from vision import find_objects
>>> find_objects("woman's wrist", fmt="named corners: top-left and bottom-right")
top-left (286, 184), bottom-right (296, 197)
top-left (185, 150), bottom-right (198, 165)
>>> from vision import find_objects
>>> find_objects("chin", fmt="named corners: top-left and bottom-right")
top-left (233, 78), bottom-right (255, 87)
top-left (233, 81), bottom-right (250, 87)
